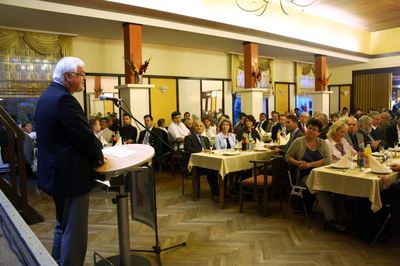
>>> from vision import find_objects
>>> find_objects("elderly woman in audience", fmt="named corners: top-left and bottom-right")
top-left (285, 119), bottom-right (333, 223)
top-left (214, 119), bottom-right (237, 150)
top-left (285, 118), bottom-right (331, 185)
top-left (236, 115), bottom-right (261, 142)
top-left (326, 120), bottom-right (357, 163)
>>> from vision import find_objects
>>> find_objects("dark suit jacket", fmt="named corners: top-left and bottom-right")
top-left (254, 120), bottom-right (268, 131)
top-left (281, 128), bottom-right (304, 154)
top-left (138, 127), bottom-right (163, 153)
top-left (184, 134), bottom-right (211, 154)
top-left (384, 124), bottom-right (399, 148)
top-left (120, 125), bottom-right (137, 143)
top-left (35, 82), bottom-right (104, 197)
top-left (344, 132), bottom-right (364, 151)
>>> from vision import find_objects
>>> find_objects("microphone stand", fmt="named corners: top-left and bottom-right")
top-left (109, 99), bottom-right (187, 263)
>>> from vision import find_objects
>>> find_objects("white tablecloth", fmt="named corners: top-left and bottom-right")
top-left (307, 165), bottom-right (399, 212)
top-left (188, 150), bottom-right (273, 179)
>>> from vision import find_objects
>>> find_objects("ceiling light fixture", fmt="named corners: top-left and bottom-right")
top-left (235, 0), bottom-right (317, 16)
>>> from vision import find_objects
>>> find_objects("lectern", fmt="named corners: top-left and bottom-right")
top-left (93, 144), bottom-right (154, 266)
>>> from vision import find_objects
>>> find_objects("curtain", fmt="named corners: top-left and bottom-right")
top-left (231, 54), bottom-right (240, 93)
top-left (296, 62), bottom-right (315, 94)
top-left (353, 72), bottom-right (392, 112)
top-left (0, 29), bottom-right (73, 97)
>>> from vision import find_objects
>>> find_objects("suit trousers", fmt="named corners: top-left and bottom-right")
top-left (52, 193), bottom-right (89, 266)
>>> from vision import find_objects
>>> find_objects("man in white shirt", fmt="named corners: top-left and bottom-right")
top-left (168, 111), bottom-right (190, 150)
top-left (99, 117), bottom-right (114, 143)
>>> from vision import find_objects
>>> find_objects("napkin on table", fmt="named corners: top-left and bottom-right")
top-left (333, 150), bottom-right (351, 168)
top-left (369, 155), bottom-right (390, 172)
top-left (279, 132), bottom-right (290, 146)
top-left (255, 139), bottom-right (264, 149)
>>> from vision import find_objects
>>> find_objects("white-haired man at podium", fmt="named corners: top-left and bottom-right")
top-left (35, 57), bottom-right (104, 265)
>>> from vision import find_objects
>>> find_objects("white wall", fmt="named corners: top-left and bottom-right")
top-left (178, 79), bottom-right (201, 116)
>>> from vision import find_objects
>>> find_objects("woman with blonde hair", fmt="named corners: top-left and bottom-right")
top-left (326, 120), bottom-right (357, 163)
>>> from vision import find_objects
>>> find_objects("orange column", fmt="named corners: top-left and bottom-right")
top-left (123, 23), bottom-right (142, 84)
top-left (314, 55), bottom-right (326, 91)
top-left (94, 76), bottom-right (101, 98)
top-left (243, 42), bottom-right (258, 88)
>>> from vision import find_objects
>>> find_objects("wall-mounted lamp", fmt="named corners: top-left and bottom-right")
top-left (341, 91), bottom-right (349, 96)
top-left (159, 86), bottom-right (168, 93)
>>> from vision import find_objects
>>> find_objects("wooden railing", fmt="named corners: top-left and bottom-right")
top-left (0, 106), bottom-right (43, 224)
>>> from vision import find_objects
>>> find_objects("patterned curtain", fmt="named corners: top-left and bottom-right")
top-left (231, 54), bottom-right (273, 91)
top-left (0, 29), bottom-right (72, 97)
top-left (296, 62), bottom-right (315, 94)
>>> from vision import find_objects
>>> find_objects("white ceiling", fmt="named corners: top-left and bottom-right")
top-left (0, 2), bottom-right (379, 65)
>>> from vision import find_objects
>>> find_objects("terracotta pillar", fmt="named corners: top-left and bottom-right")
top-left (123, 23), bottom-right (142, 84)
top-left (243, 42), bottom-right (258, 88)
top-left (314, 55), bottom-right (326, 91)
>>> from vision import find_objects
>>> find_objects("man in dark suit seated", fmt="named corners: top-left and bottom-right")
top-left (271, 114), bottom-right (286, 142)
top-left (254, 112), bottom-right (268, 131)
top-left (344, 117), bottom-right (364, 151)
top-left (274, 115), bottom-right (304, 155)
top-left (120, 113), bottom-right (138, 144)
top-left (35, 57), bottom-right (104, 265)
top-left (358, 115), bottom-right (380, 151)
top-left (138, 114), bottom-right (164, 169)
top-left (384, 113), bottom-right (400, 148)
top-left (184, 120), bottom-right (219, 201)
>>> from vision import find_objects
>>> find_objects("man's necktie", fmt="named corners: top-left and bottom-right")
top-left (198, 135), bottom-right (206, 149)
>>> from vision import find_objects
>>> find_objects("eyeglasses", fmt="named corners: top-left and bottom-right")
top-left (68, 72), bottom-right (86, 78)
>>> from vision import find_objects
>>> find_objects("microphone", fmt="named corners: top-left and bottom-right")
top-left (99, 95), bottom-right (121, 102)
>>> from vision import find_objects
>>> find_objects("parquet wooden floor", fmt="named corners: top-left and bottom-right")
top-left (28, 171), bottom-right (400, 266)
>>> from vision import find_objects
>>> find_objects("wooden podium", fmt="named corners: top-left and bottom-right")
top-left (94, 144), bottom-right (155, 266)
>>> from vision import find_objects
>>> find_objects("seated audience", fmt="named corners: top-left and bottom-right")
top-left (157, 118), bottom-right (168, 133)
top-left (298, 112), bottom-right (310, 134)
top-left (21, 121), bottom-right (35, 178)
top-left (234, 112), bottom-right (246, 135)
top-left (184, 120), bottom-right (219, 201)
top-left (315, 112), bottom-right (330, 139)
top-left (168, 111), bottom-right (190, 150)
top-left (120, 113), bottom-right (138, 144)
top-left (214, 119), bottom-right (237, 150)
top-left (138, 115), bottom-right (164, 168)
top-left (326, 120), bottom-right (357, 163)
top-left (274, 115), bottom-right (304, 155)
top-left (254, 113), bottom-right (268, 131)
top-left (202, 116), bottom-right (216, 141)
top-left (344, 117), bottom-right (364, 151)
top-left (236, 115), bottom-right (261, 142)
top-left (88, 117), bottom-right (104, 142)
top-left (358, 115), bottom-right (380, 151)
top-left (266, 111), bottom-right (279, 132)
top-left (285, 119), bottom-right (332, 218)
top-left (99, 117), bottom-right (114, 143)
top-left (271, 114), bottom-right (286, 142)
top-left (384, 113), bottom-right (400, 148)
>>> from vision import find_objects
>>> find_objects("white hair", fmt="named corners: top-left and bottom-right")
top-left (52, 57), bottom-right (85, 83)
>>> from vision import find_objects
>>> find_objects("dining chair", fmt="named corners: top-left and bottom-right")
top-left (239, 159), bottom-right (271, 216)
top-left (372, 204), bottom-right (392, 244)
top-left (239, 157), bottom-right (285, 216)
top-left (286, 170), bottom-right (311, 227)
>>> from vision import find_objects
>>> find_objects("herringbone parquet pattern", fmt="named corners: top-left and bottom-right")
top-left (28, 172), bottom-right (400, 266)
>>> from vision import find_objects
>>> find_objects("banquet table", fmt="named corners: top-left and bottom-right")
top-left (188, 149), bottom-right (274, 208)
top-left (307, 163), bottom-right (399, 212)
